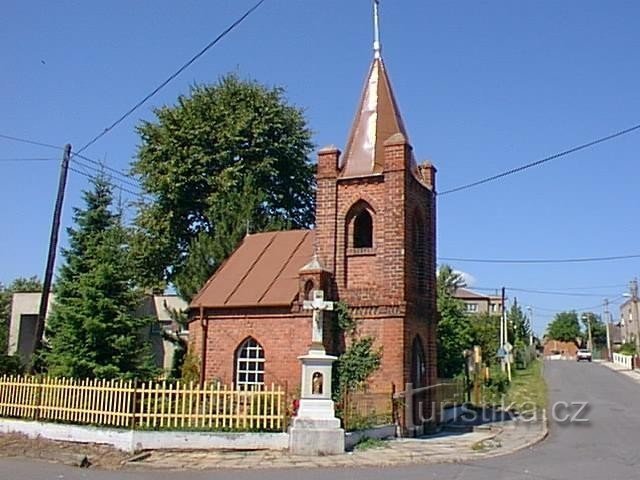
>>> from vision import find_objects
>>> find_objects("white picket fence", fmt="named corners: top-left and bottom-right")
top-left (613, 353), bottom-right (634, 370)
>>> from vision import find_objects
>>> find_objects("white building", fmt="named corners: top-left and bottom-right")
top-left (8, 292), bottom-right (187, 375)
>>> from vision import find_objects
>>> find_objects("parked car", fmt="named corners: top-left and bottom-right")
top-left (577, 349), bottom-right (592, 362)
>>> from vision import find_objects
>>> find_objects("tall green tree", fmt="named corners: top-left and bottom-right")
top-left (581, 312), bottom-right (607, 348)
top-left (507, 299), bottom-right (531, 347)
top-left (471, 313), bottom-right (501, 366)
top-left (131, 74), bottom-right (315, 298)
top-left (546, 311), bottom-right (582, 345)
top-left (0, 276), bottom-right (42, 352)
top-left (44, 176), bottom-right (157, 380)
top-left (436, 265), bottom-right (473, 378)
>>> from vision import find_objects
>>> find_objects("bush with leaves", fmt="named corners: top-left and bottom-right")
top-left (436, 265), bottom-right (473, 378)
top-left (332, 302), bottom-right (382, 401)
top-left (0, 355), bottom-right (23, 376)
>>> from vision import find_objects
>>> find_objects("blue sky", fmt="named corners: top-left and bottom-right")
top-left (2, 1), bottom-right (639, 335)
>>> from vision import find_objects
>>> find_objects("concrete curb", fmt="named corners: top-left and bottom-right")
top-left (118, 419), bottom-right (549, 471)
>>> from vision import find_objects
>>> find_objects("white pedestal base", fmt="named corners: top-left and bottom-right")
top-left (289, 398), bottom-right (344, 455)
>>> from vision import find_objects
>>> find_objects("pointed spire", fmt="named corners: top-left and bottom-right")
top-left (341, 57), bottom-right (410, 177)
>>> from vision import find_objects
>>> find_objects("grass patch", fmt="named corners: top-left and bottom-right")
top-left (354, 436), bottom-right (385, 451)
top-left (504, 360), bottom-right (547, 412)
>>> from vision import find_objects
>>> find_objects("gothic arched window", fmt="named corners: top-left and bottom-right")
top-left (353, 210), bottom-right (373, 248)
top-left (235, 337), bottom-right (265, 390)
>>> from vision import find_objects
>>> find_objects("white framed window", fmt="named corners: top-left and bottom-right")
top-left (466, 303), bottom-right (478, 313)
top-left (235, 337), bottom-right (265, 390)
top-left (490, 303), bottom-right (499, 313)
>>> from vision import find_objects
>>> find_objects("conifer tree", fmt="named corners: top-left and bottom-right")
top-left (44, 175), bottom-right (157, 380)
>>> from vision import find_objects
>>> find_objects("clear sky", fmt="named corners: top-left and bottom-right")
top-left (2, 1), bottom-right (640, 336)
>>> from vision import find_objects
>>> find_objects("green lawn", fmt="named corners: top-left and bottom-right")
top-left (505, 359), bottom-right (547, 412)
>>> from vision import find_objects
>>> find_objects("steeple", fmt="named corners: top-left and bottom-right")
top-left (340, 1), bottom-right (410, 178)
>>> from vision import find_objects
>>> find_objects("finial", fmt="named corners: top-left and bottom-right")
top-left (373, 0), bottom-right (381, 59)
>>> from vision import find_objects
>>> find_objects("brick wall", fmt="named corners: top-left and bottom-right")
top-left (189, 312), bottom-right (313, 390)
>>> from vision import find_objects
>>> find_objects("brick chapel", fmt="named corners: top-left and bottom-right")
top-left (188, 33), bottom-right (438, 398)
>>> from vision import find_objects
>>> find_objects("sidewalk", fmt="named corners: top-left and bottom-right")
top-left (597, 359), bottom-right (640, 385)
top-left (0, 417), bottom-right (547, 471)
top-left (121, 419), bottom-right (547, 470)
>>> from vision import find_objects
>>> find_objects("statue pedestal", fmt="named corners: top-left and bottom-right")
top-left (289, 348), bottom-right (344, 456)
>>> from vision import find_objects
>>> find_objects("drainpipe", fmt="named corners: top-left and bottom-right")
top-left (199, 305), bottom-right (208, 387)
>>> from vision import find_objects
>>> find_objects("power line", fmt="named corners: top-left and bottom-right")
top-left (0, 132), bottom-right (140, 184)
top-left (71, 155), bottom-right (140, 189)
top-left (68, 166), bottom-right (148, 199)
top-left (71, 152), bottom-right (136, 184)
top-left (76, 0), bottom-right (267, 155)
top-left (438, 122), bottom-right (640, 196)
top-left (507, 287), bottom-right (619, 298)
top-left (0, 133), bottom-right (62, 151)
top-left (439, 253), bottom-right (640, 264)
top-left (0, 157), bottom-right (57, 162)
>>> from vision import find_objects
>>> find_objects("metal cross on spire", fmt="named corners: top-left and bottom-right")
top-left (373, 0), bottom-right (382, 59)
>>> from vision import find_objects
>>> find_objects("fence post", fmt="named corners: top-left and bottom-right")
top-left (130, 378), bottom-right (138, 430)
top-left (34, 376), bottom-right (43, 421)
top-left (282, 380), bottom-right (289, 433)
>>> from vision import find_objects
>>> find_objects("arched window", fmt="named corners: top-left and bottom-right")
top-left (411, 336), bottom-right (427, 388)
top-left (353, 210), bottom-right (373, 248)
top-left (412, 210), bottom-right (426, 292)
top-left (235, 337), bottom-right (265, 390)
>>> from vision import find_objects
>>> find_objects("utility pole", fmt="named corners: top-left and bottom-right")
top-left (604, 298), bottom-right (612, 361)
top-left (31, 144), bottom-right (71, 372)
top-left (632, 279), bottom-right (639, 355)
top-left (500, 287), bottom-right (506, 372)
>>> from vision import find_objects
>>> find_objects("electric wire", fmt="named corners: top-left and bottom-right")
top-left (439, 254), bottom-right (640, 264)
top-left (75, 0), bottom-right (267, 155)
top-left (68, 166), bottom-right (149, 199)
top-left (70, 158), bottom-right (144, 192)
top-left (508, 287), bottom-right (619, 298)
top-left (439, 122), bottom-right (640, 196)
top-left (0, 157), bottom-right (57, 162)
top-left (0, 131), bottom-right (141, 186)
top-left (71, 152), bottom-right (136, 184)
top-left (0, 133), bottom-right (62, 151)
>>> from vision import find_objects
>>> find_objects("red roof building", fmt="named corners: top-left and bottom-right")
top-left (189, 42), bottom-right (438, 406)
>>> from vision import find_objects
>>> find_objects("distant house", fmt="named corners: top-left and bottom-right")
top-left (619, 298), bottom-right (640, 346)
top-left (7, 292), bottom-right (187, 375)
top-left (452, 288), bottom-right (504, 315)
top-left (543, 339), bottom-right (578, 359)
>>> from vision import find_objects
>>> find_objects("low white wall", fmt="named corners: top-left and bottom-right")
top-left (0, 419), bottom-right (133, 451)
top-left (0, 418), bottom-right (289, 453)
top-left (613, 352), bottom-right (633, 370)
top-left (344, 424), bottom-right (396, 450)
top-left (132, 430), bottom-right (289, 452)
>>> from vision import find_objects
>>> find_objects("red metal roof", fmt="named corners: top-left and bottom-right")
top-left (190, 230), bottom-right (313, 309)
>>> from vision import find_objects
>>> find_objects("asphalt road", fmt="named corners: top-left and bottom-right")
top-left (1, 361), bottom-right (639, 480)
